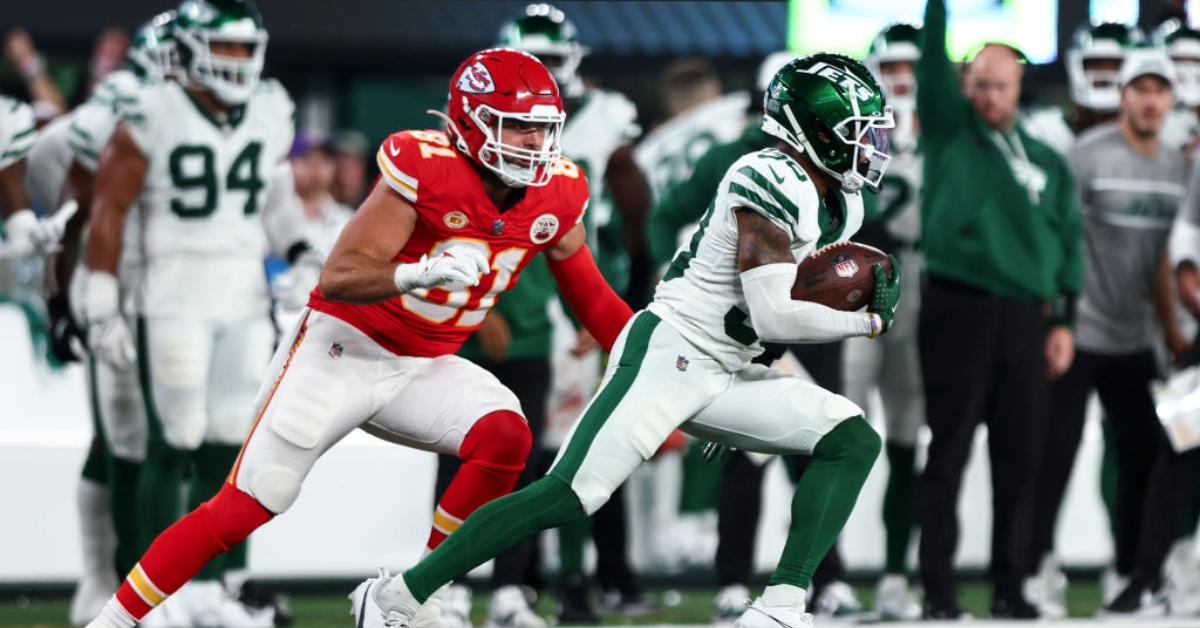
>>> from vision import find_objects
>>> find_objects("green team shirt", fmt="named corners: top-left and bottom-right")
top-left (918, 0), bottom-right (1083, 301)
top-left (647, 125), bottom-right (775, 267)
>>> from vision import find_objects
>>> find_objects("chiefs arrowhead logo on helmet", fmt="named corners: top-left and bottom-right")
top-left (457, 61), bottom-right (496, 94)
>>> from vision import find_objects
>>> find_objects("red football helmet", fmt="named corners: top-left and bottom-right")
top-left (431, 48), bottom-right (565, 188)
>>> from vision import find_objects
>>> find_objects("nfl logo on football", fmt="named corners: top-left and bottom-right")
top-left (832, 253), bottom-right (859, 279)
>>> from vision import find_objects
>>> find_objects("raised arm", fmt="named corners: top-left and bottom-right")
top-left (917, 0), bottom-right (967, 139)
top-left (736, 209), bottom-right (884, 343)
top-left (545, 223), bottom-right (634, 352)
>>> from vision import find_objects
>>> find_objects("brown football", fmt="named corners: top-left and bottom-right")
top-left (791, 241), bottom-right (891, 311)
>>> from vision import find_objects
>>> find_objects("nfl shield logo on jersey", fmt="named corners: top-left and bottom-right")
top-left (329, 342), bottom-right (343, 358)
top-left (832, 253), bottom-right (859, 278)
top-left (676, 355), bottom-right (689, 372)
top-left (530, 214), bottom-right (560, 244)
top-left (457, 61), bottom-right (495, 94)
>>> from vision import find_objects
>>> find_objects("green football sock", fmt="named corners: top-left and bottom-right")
top-left (882, 442), bottom-right (916, 575)
top-left (403, 475), bottom-right (586, 602)
top-left (192, 444), bottom-right (240, 580)
top-left (679, 440), bottom-right (721, 513)
top-left (108, 456), bottom-right (142, 576)
top-left (769, 416), bottom-right (880, 588)
top-left (135, 440), bottom-right (190, 555)
top-left (557, 516), bottom-right (591, 577)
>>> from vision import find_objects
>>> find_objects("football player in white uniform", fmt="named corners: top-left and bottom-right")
top-left (1155, 20), bottom-right (1200, 154)
top-left (841, 22), bottom-right (925, 622)
top-left (362, 53), bottom-right (900, 628)
top-left (1024, 22), bottom-right (1141, 156)
top-left (496, 4), bottom-right (654, 624)
top-left (82, 1), bottom-right (312, 625)
top-left (26, 13), bottom-right (177, 625)
top-left (1, 95), bottom-right (56, 258)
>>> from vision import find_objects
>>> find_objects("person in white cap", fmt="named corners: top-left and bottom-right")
top-left (1033, 47), bottom-right (1190, 619)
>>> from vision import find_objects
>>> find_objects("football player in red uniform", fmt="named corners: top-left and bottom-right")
top-left (86, 48), bottom-right (633, 628)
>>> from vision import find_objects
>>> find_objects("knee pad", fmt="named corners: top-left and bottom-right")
top-left (198, 483), bottom-right (274, 550)
top-left (240, 460), bottom-right (304, 514)
top-left (459, 410), bottom-right (532, 472)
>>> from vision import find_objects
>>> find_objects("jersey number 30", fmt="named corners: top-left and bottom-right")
top-left (169, 141), bottom-right (266, 218)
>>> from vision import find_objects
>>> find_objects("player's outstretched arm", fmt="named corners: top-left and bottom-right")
top-left (736, 209), bottom-right (883, 342)
top-left (545, 223), bottom-right (634, 352)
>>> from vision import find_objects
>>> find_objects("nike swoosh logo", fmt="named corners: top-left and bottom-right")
top-left (388, 140), bottom-right (401, 157)
top-left (769, 166), bottom-right (785, 185)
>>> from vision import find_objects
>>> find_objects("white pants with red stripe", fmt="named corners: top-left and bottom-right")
top-left (229, 308), bottom-right (523, 514)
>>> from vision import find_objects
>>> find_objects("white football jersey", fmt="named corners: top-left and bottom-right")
top-left (648, 149), bottom-right (864, 371)
top-left (120, 79), bottom-right (295, 319)
top-left (24, 115), bottom-right (72, 214)
top-left (634, 92), bottom-right (749, 200)
top-left (561, 88), bottom-right (639, 233)
top-left (1163, 107), bottom-right (1198, 155)
top-left (876, 147), bottom-right (922, 245)
top-left (1021, 107), bottom-right (1075, 157)
top-left (0, 95), bottom-right (36, 172)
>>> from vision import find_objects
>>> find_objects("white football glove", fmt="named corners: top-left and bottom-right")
top-left (84, 271), bottom-right (136, 369)
top-left (393, 245), bottom-right (491, 293)
top-left (272, 249), bottom-right (324, 311)
top-left (3, 205), bottom-right (71, 257)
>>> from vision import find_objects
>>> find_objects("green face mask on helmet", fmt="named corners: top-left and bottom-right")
top-left (761, 53), bottom-right (895, 192)
top-left (174, 0), bottom-right (268, 106)
top-left (496, 3), bottom-right (588, 98)
top-left (128, 10), bottom-right (179, 82)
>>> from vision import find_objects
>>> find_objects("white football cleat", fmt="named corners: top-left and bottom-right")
top-left (875, 575), bottom-right (921, 621)
top-left (138, 590), bottom-right (194, 628)
top-left (1101, 567), bottom-right (1128, 606)
top-left (439, 584), bottom-right (472, 628)
top-left (734, 597), bottom-right (813, 628)
top-left (486, 585), bottom-right (545, 628)
top-left (1023, 554), bottom-right (1067, 620)
top-left (183, 581), bottom-right (274, 628)
top-left (350, 570), bottom-right (443, 628)
top-left (811, 580), bottom-right (864, 618)
top-left (713, 584), bottom-right (750, 627)
top-left (69, 572), bottom-right (119, 626)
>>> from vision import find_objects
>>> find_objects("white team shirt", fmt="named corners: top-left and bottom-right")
top-left (649, 149), bottom-right (864, 371)
top-left (0, 95), bottom-right (36, 172)
top-left (634, 92), bottom-right (749, 200)
top-left (119, 78), bottom-right (295, 320)
top-left (1163, 107), bottom-right (1199, 156)
top-left (561, 88), bottom-right (639, 235)
top-left (876, 147), bottom-right (922, 245)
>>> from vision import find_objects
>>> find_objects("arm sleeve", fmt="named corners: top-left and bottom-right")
top-left (546, 244), bottom-right (634, 353)
top-left (917, 0), bottom-right (967, 141)
top-left (0, 98), bottom-right (36, 171)
top-left (1171, 158), bottom-right (1200, 268)
top-left (376, 133), bottom-right (419, 203)
top-left (649, 147), bottom-right (727, 267)
top-left (741, 263), bottom-right (874, 344)
top-left (1055, 161), bottom-right (1084, 294)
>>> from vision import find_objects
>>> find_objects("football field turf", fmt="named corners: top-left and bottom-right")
top-left (4, 580), bottom-right (1185, 627)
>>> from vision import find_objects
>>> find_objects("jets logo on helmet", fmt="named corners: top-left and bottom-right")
top-left (762, 53), bottom-right (895, 192)
top-left (497, 3), bottom-right (589, 99)
top-left (457, 61), bottom-right (496, 94)
top-left (128, 10), bottom-right (180, 82)
top-left (174, 0), bottom-right (268, 106)
top-left (1154, 19), bottom-right (1200, 107)
top-left (429, 48), bottom-right (566, 189)
top-left (1067, 22), bottom-right (1144, 112)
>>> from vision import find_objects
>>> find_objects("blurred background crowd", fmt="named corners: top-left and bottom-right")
top-left (5, 0), bottom-right (1200, 626)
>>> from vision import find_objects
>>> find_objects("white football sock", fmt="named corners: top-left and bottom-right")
top-left (86, 598), bottom-right (136, 628)
top-left (77, 478), bottom-right (117, 582)
top-left (762, 584), bottom-right (807, 611)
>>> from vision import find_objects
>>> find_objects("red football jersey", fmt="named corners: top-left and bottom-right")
top-left (309, 129), bottom-right (589, 357)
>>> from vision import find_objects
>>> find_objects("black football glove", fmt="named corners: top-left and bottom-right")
top-left (47, 294), bottom-right (84, 364)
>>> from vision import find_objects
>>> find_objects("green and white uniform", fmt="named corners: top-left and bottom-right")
top-left (0, 95), bottom-right (36, 172)
top-left (634, 92), bottom-right (749, 201)
top-left (120, 78), bottom-right (294, 450)
top-left (552, 149), bottom-right (871, 514)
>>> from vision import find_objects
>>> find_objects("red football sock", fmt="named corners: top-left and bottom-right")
top-left (112, 483), bottom-right (273, 620)
top-left (426, 410), bottom-right (531, 550)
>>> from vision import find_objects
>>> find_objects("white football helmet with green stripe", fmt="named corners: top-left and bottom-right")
top-left (128, 10), bottom-right (179, 82)
top-left (174, 0), bottom-right (268, 105)
top-left (497, 3), bottom-right (589, 98)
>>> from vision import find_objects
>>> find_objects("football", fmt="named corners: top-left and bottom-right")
top-left (791, 242), bottom-right (892, 311)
